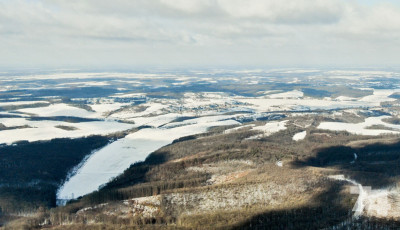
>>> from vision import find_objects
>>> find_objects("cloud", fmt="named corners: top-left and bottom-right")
top-left (218, 0), bottom-right (344, 24)
top-left (0, 0), bottom-right (400, 69)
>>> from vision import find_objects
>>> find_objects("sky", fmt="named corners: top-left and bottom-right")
top-left (1, 0), bottom-right (400, 70)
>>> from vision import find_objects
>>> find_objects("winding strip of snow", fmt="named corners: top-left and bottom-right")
top-left (329, 175), bottom-right (366, 218)
top-left (57, 117), bottom-right (240, 200)
top-left (329, 174), bottom-right (397, 220)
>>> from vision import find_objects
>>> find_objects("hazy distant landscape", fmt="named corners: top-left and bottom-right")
top-left (1, 69), bottom-right (400, 228)
top-left (3, 0), bottom-right (400, 229)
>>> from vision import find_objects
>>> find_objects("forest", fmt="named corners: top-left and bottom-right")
top-left (0, 135), bottom-right (110, 218)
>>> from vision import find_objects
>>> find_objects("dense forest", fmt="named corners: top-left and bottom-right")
top-left (0, 136), bottom-right (110, 217)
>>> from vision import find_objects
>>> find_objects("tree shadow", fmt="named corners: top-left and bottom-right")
top-left (293, 141), bottom-right (400, 188)
top-left (230, 140), bottom-right (400, 229)
top-left (231, 180), bottom-right (400, 229)
top-left (231, 182), bottom-right (354, 230)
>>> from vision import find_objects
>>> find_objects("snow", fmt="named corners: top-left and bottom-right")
top-left (359, 89), bottom-right (400, 103)
top-left (267, 90), bottom-right (303, 99)
top-left (89, 102), bottom-right (131, 117)
top-left (280, 69), bottom-right (320, 74)
top-left (0, 111), bottom-right (29, 117)
top-left (110, 93), bottom-right (146, 98)
top-left (252, 120), bottom-right (288, 134)
top-left (59, 81), bottom-right (110, 87)
top-left (18, 103), bottom-right (94, 117)
top-left (351, 153), bottom-right (358, 164)
top-left (318, 116), bottom-right (400, 136)
top-left (9, 72), bottom-right (164, 81)
top-left (246, 120), bottom-right (288, 139)
top-left (329, 175), bottom-right (395, 218)
top-left (292, 131), bottom-right (307, 141)
top-left (110, 102), bottom-right (168, 119)
top-left (335, 96), bottom-right (357, 101)
top-left (237, 88), bottom-right (400, 113)
top-left (329, 175), bottom-right (365, 217)
top-left (181, 92), bottom-right (236, 108)
top-left (237, 98), bottom-right (371, 112)
top-left (172, 81), bottom-right (190, 86)
top-left (0, 118), bottom-right (31, 127)
top-left (57, 117), bottom-right (240, 199)
top-left (288, 78), bottom-right (299, 84)
top-left (0, 118), bottom-right (134, 144)
top-left (0, 101), bottom-right (49, 107)
top-left (223, 124), bottom-right (255, 134)
top-left (162, 114), bottom-right (241, 129)
top-left (129, 113), bottom-right (183, 127)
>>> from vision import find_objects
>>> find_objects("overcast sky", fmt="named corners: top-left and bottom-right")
top-left (1, 0), bottom-right (400, 70)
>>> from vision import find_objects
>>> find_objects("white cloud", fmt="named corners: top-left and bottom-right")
top-left (159, 0), bottom-right (215, 14)
top-left (0, 0), bottom-right (400, 69)
top-left (218, 0), bottom-right (344, 23)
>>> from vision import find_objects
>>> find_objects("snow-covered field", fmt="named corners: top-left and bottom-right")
top-left (237, 88), bottom-right (399, 112)
top-left (252, 120), bottom-right (288, 134)
top-left (0, 118), bottom-right (134, 144)
top-left (238, 97), bottom-right (373, 112)
top-left (359, 89), bottom-right (400, 103)
top-left (18, 103), bottom-right (94, 117)
top-left (246, 120), bottom-right (288, 139)
top-left (58, 115), bottom-right (240, 199)
top-left (17, 102), bottom-right (132, 119)
top-left (318, 116), bottom-right (400, 136)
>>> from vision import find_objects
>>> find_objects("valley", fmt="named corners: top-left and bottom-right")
top-left (1, 69), bottom-right (400, 229)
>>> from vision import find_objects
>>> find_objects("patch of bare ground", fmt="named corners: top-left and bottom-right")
top-left (186, 159), bottom-right (255, 184)
top-left (206, 169), bottom-right (252, 185)
top-left (54, 125), bottom-right (78, 131)
top-left (170, 151), bottom-right (209, 163)
top-left (75, 195), bottom-right (162, 220)
top-left (346, 137), bottom-right (400, 148)
top-left (365, 124), bottom-right (398, 131)
top-left (161, 165), bottom-right (326, 216)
